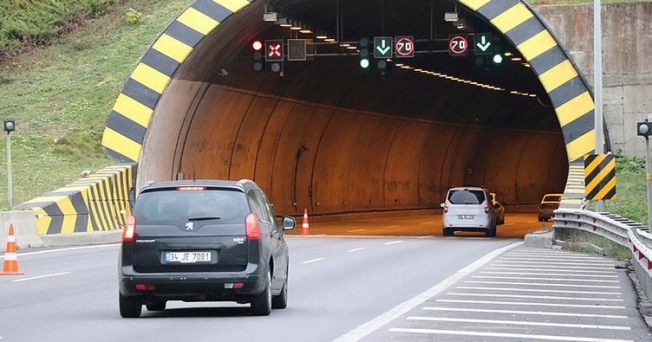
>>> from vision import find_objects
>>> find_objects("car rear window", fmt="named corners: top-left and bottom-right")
top-left (448, 189), bottom-right (486, 205)
top-left (543, 195), bottom-right (562, 202)
top-left (133, 188), bottom-right (248, 225)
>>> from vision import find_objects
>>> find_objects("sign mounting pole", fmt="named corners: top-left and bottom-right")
top-left (594, 0), bottom-right (606, 212)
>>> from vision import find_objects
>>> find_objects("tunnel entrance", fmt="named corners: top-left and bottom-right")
top-left (102, 0), bottom-right (599, 217)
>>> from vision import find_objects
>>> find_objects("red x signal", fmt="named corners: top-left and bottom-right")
top-left (265, 39), bottom-right (284, 62)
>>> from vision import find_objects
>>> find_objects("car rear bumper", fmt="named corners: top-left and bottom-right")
top-left (119, 264), bottom-right (266, 300)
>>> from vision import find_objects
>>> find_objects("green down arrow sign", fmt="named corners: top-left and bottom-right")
top-left (474, 33), bottom-right (492, 55)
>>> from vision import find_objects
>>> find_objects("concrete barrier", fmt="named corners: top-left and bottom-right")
top-left (0, 211), bottom-right (44, 249)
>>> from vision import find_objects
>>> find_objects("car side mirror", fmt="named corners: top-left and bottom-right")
top-left (282, 216), bottom-right (296, 230)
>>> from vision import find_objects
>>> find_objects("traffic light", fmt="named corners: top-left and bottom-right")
top-left (491, 53), bottom-right (503, 64)
top-left (637, 120), bottom-right (652, 138)
top-left (3, 118), bottom-right (15, 133)
top-left (252, 40), bottom-right (264, 72)
top-left (491, 42), bottom-right (504, 64)
top-left (359, 38), bottom-right (370, 69)
top-left (377, 59), bottom-right (391, 76)
top-left (265, 39), bottom-right (284, 73)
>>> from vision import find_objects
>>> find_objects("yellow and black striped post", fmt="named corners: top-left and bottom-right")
top-left (584, 154), bottom-right (616, 201)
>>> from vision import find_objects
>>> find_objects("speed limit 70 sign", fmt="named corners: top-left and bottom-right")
top-left (394, 36), bottom-right (414, 58)
top-left (449, 34), bottom-right (468, 56)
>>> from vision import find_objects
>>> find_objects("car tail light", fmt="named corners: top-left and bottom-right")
top-left (245, 213), bottom-right (261, 240)
top-left (135, 284), bottom-right (155, 291)
top-left (123, 215), bottom-right (136, 242)
top-left (443, 205), bottom-right (448, 214)
top-left (484, 204), bottom-right (490, 214)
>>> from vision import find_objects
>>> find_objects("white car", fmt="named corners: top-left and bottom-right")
top-left (441, 186), bottom-right (497, 237)
top-left (538, 193), bottom-right (562, 222)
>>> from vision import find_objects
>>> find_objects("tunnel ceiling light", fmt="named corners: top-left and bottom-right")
top-left (275, 18), bottom-right (291, 27)
top-left (394, 62), bottom-right (536, 98)
top-left (263, 12), bottom-right (278, 22)
top-left (444, 12), bottom-right (458, 22)
top-left (290, 21), bottom-right (302, 30)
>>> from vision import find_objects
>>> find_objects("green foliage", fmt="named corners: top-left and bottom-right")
top-left (124, 8), bottom-right (142, 24)
top-left (0, 0), bottom-right (194, 207)
top-left (604, 155), bottom-right (647, 225)
top-left (0, 0), bottom-right (123, 58)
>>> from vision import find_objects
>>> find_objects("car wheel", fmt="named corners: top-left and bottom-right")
top-left (272, 278), bottom-right (288, 309)
top-left (443, 228), bottom-right (453, 236)
top-left (251, 270), bottom-right (272, 316)
top-left (119, 292), bottom-right (142, 318)
top-left (146, 300), bottom-right (166, 311)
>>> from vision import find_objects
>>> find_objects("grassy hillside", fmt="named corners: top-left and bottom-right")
top-left (0, 0), bottom-right (647, 227)
top-left (0, 0), bottom-right (194, 209)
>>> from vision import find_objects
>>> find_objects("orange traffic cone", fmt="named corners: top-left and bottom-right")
top-left (301, 208), bottom-right (310, 236)
top-left (2, 224), bottom-right (23, 275)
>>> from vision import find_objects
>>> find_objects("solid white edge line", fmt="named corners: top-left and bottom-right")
top-left (331, 241), bottom-right (523, 342)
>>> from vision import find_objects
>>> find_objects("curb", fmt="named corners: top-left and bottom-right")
top-left (523, 228), bottom-right (554, 248)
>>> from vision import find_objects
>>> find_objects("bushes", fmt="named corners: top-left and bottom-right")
top-left (0, 0), bottom-right (123, 59)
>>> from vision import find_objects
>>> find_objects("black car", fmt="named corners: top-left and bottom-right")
top-left (118, 179), bottom-right (296, 318)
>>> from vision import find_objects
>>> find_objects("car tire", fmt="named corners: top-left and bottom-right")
top-left (251, 270), bottom-right (272, 316)
top-left (443, 228), bottom-right (453, 236)
top-left (146, 300), bottom-right (166, 311)
top-left (119, 293), bottom-right (142, 318)
top-left (272, 278), bottom-right (288, 309)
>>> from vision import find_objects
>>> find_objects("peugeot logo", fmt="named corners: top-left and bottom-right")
top-left (185, 222), bottom-right (194, 231)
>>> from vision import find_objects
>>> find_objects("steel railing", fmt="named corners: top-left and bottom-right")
top-left (553, 208), bottom-right (652, 300)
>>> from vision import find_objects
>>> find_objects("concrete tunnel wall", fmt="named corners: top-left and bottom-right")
top-left (147, 84), bottom-right (568, 215)
top-left (91, 0), bottom-right (595, 226)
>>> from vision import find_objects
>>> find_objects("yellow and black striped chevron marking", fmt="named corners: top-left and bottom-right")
top-left (18, 163), bottom-right (136, 235)
top-left (101, 0), bottom-right (252, 162)
top-left (460, 0), bottom-right (595, 164)
top-left (460, 0), bottom-right (597, 206)
top-left (584, 154), bottom-right (616, 200)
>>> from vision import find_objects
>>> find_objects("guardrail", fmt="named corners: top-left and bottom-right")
top-left (553, 209), bottom-right (652, 301)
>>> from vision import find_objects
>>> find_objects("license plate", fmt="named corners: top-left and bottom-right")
top-left (458, 215), bottom-right (474, 219)
top-left (164, 251), bottom-right (212, 264)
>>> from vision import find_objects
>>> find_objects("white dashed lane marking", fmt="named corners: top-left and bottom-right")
top-left (384, 240), bottom-right (403, 245)
top-left (301, 258), bottom-right (325, 264)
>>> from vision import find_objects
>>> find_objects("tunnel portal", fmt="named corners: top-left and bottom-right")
top-left (101, 0), bottom-right (598, 217)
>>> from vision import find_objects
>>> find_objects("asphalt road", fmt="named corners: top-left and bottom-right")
top-left (0, 214), bottom-right (652, 342)
top-left (2, 231), bottom-right (650, 341)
